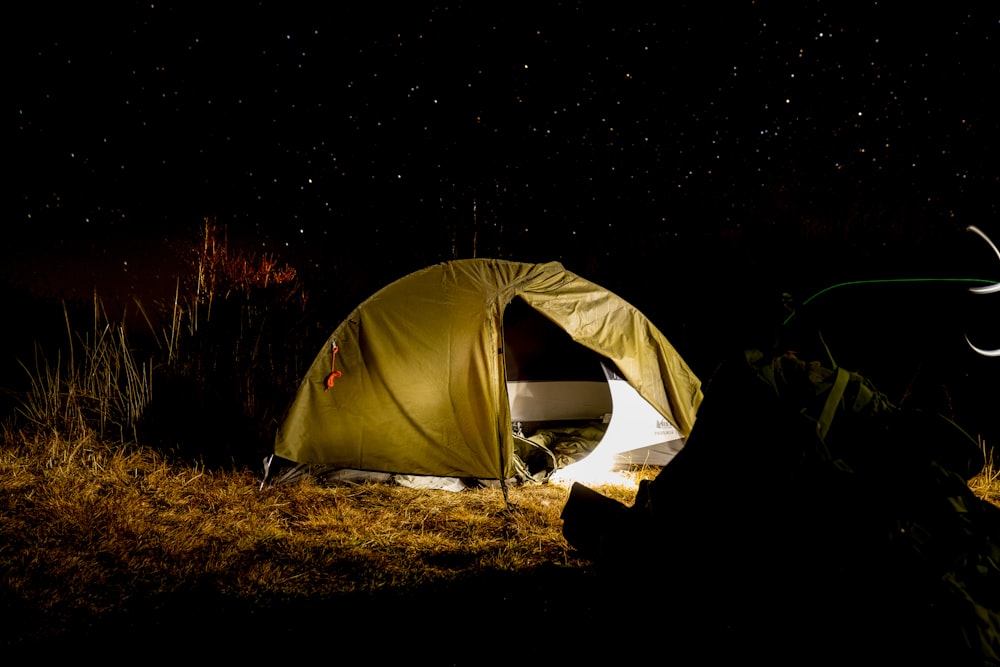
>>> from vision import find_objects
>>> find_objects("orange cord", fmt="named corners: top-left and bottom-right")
top-left (324, 344), bottom-right (342, 390)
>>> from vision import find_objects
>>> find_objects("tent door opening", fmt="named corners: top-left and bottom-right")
top-left (501, 298), bottom-right (684, 477)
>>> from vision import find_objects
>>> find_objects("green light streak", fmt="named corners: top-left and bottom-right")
top-left (783, 277), bottom-right (997, 326)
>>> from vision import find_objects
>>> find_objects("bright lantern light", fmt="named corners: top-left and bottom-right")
top-left (548, 454), bottom-right (639, 490)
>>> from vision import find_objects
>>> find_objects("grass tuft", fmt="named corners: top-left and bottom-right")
top-left (13, 295), bottom-right (153, 444)
top-left (969, 438), bottom-right (1000, 507)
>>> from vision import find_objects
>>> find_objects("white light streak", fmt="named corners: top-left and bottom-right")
top-left (966, 225), bottom-right (1000, 357)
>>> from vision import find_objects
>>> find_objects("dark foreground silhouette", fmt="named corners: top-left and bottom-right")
top-left (563, 340), bottom-right (1000, 666)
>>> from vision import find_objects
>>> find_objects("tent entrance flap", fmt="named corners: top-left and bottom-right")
top-left (503, 295), bottom-right (613, 425)
top-left (502, 297), bottom-right (685, 471)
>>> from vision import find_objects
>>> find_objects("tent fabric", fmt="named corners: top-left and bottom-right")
top-left (273, 259), bottom-right (702, 481)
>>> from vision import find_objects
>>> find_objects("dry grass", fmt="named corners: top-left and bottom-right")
top-left (0, 429), bottom-right (654, 649)
top-left (2, 429), bottom-right (997, 657)
top-left (969, 439), bottom-right (1000, 507)
top-left (14, 295), bottom-right (154, 444)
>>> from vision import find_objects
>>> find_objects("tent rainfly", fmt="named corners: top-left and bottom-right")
top-left (266, 259), bottom-right (703, 488)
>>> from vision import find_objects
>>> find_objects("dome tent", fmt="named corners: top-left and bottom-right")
top-left (266, 259), bottom-right (702, 488)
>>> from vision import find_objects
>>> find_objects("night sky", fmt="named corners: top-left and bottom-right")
top-left (7, 3), bottom-right (1000, 439)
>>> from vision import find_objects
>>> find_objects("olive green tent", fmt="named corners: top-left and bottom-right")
top-left (270, 259), bottom-right (702, 484)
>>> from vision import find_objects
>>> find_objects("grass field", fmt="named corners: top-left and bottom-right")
top-left (0, 430), bottom-right (657, 657)
top-left (2, 424), bottom-right (997, 659)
